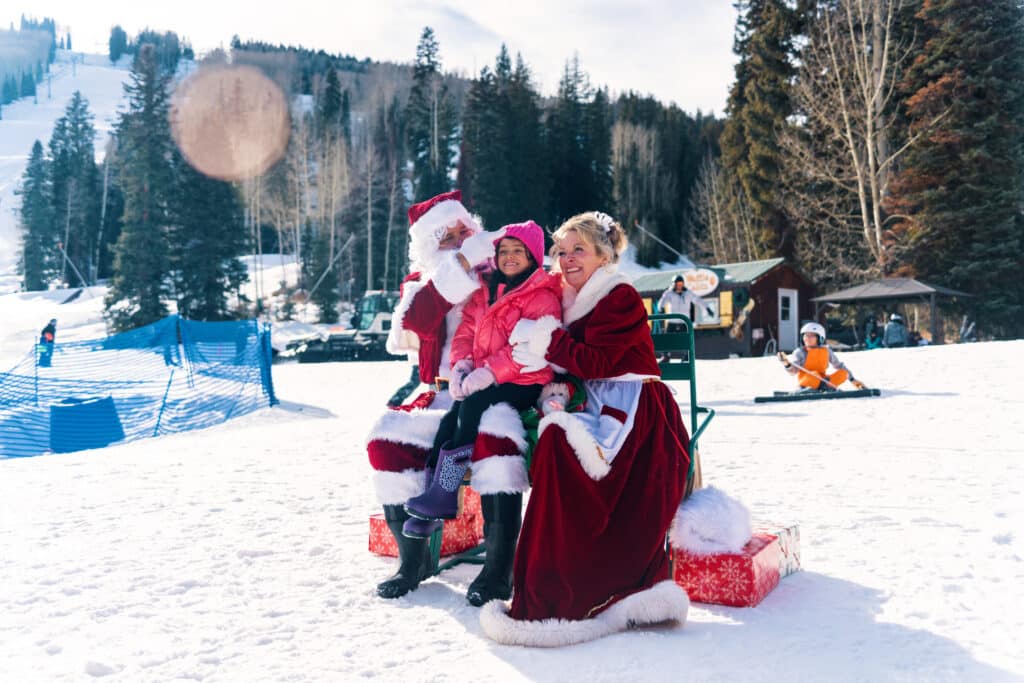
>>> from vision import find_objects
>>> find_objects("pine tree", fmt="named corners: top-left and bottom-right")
top-left (171, 161), bottom-right (248, 320)
top-left (406, 27), bottom-right (456, 201)
top-left (109, 26), bottom-right (128, 63)
top-left (886, 0), bottom-right (1024, 338)
top-left (506, 54), bottom-right (547, 223)
top-left (719, 0), bottom-right (800, 258)
top-left (459, 64), bottom-right (505, 227)
top-left (105, 45), bottom-right (176, 331)
top-left (317, 67), bottom-right (342, 135)
top-left (546, 56), bottom-right (609, 225)
top-left (48, 91), bottom-right (101, 286)
top-left (16, 141), bottom-right (53, 290)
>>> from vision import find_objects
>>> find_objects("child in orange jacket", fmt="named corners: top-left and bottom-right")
top-left (778, 322), bottom-right (865, 391)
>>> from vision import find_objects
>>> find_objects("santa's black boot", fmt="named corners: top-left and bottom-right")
top-left (466, 493), bottom-right (522, 606)
top-left (376, 504), bottom-right (432, 599)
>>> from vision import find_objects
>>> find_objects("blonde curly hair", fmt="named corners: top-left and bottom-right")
top-left (549, 211), bottom-right (628, 264)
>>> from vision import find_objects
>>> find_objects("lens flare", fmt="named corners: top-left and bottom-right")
top-left (170, 64), bottom-right (289, 181)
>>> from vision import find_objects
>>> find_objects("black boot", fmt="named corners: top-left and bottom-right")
top-left (466, 493), bottom-right (522, 606)
top-left (376, 504), bottom-right (432, 599)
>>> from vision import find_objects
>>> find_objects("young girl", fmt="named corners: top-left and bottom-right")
top-left (403, 221), bottom-right (562, 528)
top-left (778, 322), bottom-right (865, 391)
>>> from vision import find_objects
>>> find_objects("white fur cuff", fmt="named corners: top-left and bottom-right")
top-left (669, 486), bottom-right (752, 555)
top-left (432, 252), bottom-right (480, 305)
top-left (538, 412), bottom-right (611, 480)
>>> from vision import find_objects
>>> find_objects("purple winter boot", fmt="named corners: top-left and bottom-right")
top-left (404, 443), bottom-right (473, 521)
top-left (402, 466), bottom-right (443, 538)
top-left (402, 515), bottom-right (443, 539)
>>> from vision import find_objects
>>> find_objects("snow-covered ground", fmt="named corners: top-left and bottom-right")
top-left (1, 308), bottom-right (1022, 680)
top-left (0, 52), bottom-right (131, 295)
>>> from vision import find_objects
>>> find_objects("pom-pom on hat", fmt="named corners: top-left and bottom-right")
top-left (498, 220), bottom-right (546, 267)
top-left (406, 189), bottom-right (481, 273)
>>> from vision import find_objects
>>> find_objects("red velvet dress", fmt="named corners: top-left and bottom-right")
top-left (508, 281), bottom-right (691, 623)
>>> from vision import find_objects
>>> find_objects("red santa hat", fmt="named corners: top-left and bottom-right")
top-left (407, 190), bottom-right (482, 273)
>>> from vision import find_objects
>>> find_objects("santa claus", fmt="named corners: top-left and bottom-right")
top-left (366, 190), bottom-right (529, 604)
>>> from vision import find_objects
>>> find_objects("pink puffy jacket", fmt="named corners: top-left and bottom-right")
top-left (451, 269), bottom-right (562, 386)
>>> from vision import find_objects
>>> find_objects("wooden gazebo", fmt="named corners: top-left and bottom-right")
top-left (810, 278), bottom-right (971, 342)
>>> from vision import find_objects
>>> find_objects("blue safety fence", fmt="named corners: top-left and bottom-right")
top-left (0, 315), bottom-right (278, 459)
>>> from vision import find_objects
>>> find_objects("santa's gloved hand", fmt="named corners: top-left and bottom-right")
top-left (512, 344), bottom-right (547, 373)
top-left (458, 227), bottom-right (507, 268)
top-left (449, 359), bottom-right (474, 401)
top-left (461, 367), bottom-right (496, 396)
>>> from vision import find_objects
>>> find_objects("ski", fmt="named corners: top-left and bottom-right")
top-left (755, 388), bottom-right (881, 403)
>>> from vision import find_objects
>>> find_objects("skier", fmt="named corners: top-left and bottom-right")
top-left (778, 322), bottom-right (865, 391)
top-left (38, 318), bottom-right (57, 367)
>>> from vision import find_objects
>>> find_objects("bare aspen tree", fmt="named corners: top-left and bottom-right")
top-left (689, 153), bottom-right (760, 264)
top-left (781, 0), bottom-right (928, 277)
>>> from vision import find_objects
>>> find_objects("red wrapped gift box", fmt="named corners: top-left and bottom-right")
top-left (671, 533), bottom-right (782, 607)
top-left (369, 487), bottom-right (484, 558)
top-left (753, 522), bottom-right (801, 578)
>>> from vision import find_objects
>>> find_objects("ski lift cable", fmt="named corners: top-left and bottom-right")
top-left (633, 221), bottom-right (690, 263)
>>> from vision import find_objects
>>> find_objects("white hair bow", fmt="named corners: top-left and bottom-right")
top-left (593, 211), bottom-right (615, 232)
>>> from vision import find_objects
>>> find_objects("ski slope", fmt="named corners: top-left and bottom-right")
top-left (0, 52), bottom-right (131, 295)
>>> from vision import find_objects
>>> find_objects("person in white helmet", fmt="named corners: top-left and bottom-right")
top-left (777, 322), bottom-right (865, 391)
top-left (883, 313), bottom-right (909, 348)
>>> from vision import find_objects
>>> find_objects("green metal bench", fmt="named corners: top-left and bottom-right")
top-left (648, 313), bottom-right (715, 491)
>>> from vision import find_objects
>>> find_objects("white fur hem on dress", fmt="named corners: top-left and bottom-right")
top-left (479, 580), bottom-right (688, 647)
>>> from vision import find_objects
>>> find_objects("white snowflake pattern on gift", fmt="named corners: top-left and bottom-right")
top-left (716, 557), bottom-right (751, 604)
top-left (691, 561), bottom-right (720, 598)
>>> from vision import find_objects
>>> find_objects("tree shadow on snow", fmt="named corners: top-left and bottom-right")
top-left (481, 571), bottom-right (1019, 682)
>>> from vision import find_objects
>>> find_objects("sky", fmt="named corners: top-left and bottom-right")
top-left (1, 1), bottom-right (739, 114)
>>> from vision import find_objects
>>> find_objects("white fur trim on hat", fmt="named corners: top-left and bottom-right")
top-left (470, 455), bottom-right (529, 494)
top-left (373, 467), bottom-right (428, 505)
top-left (366, 406), bottom-right (446, 449)
top-left (432, 251), bottom-right (482, 306)
top-left (479, 580), bottom-right (689, 647)
top-left (669, 486), bottom-right (752, 555)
